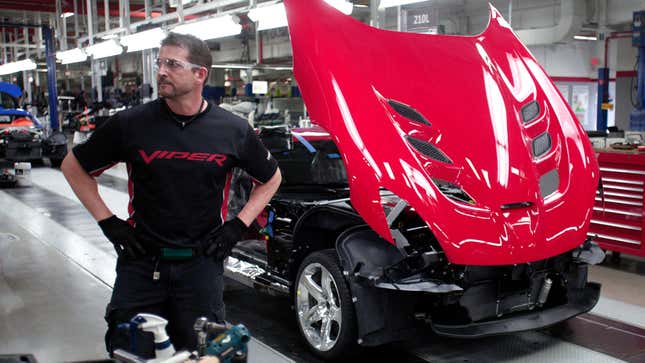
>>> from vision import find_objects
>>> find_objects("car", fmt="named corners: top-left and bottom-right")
top-left (0, 82), bottom-right (67, 166)
top-left (224, 1), bottom-right (605, 360)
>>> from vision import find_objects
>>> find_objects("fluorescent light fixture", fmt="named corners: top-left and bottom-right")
top-left (211, 63), bottom-right (293, 71)
top-left (121, 28), bottom-right (166, 52)
top-left (85, 39), bottom-right (123, 59)
top-left (169, 0), bottom-right (195, 7)
top-left (324, 0), bottom-right (353, 15)
top-left (60, 12), bottom-right (74, 18)
top-left (173, 15), bottom-right (241, 40)
top-left (574, 35), bottom-right (597, 41)
top-left (0, 59), bottom-right (37, 75)
top-left (56, 48), bottom-right (88, 64)
top-left (248, 3), bottom-right (288, 31)
top-left (379, 0), bottom-right (428, 8)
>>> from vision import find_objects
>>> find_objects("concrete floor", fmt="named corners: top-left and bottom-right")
top-left (1, 164), bottom-right (644, 362)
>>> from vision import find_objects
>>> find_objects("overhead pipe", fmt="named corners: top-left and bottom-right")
top-left (515, 0), bottom-right (585, 46)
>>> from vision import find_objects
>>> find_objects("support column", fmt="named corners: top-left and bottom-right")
top-left (22, 26), bottom-right (32, 105)
top-left (87, 0), bottom-right (102, 102)
top-left (104, 0), bottom-right (110, 32)
top-left (141, 48), bottom-right (156, 103)
top-left (370, 0), bottom-right (380, 28)
top-left (596, 67), bottom-right (609, 131)
top-left (43, 27), bottom-right (59, 131)
top-left (74, 0), bottom-right (79, 43)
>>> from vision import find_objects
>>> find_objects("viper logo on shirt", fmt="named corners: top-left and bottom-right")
top-left (139, 149), bottom-right (227, 166)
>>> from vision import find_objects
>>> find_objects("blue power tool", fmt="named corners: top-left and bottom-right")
top-left (194, 318), bottom-right (250, 363)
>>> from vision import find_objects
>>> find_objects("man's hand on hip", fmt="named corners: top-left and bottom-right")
top-left (205, 217), bottom-right (248, 261)
top-left (98, 215), bottom-right (147, 259)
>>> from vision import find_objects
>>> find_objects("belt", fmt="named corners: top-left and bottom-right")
top-left (153, 246), bottom-right (205, 260)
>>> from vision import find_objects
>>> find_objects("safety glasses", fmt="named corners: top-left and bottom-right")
top-left (154, 57), bottom-right (206, 72)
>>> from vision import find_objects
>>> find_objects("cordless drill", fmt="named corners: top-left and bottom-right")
top-left (194, 318), bottom-right (250, 363)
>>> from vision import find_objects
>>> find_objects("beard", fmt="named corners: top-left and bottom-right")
top-left (158, 78), bottom-right (191, 99)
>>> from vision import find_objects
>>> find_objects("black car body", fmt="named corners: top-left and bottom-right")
top-left (0, 82), bottom-right (67, 165)
top-left (225, 126), bottom-right (604, 360)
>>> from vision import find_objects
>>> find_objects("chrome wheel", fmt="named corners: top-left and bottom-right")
top-left (296, 262), bottom-right (343, 352)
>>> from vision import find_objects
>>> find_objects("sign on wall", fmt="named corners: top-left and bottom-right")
top-left (402, 5), bottom-right (440, 34)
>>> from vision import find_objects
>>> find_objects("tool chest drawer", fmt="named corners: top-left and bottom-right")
top-left (590, 151), bottom-right (645, 257)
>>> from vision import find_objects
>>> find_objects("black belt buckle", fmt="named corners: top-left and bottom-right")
top-left (161, 248), bottom-right (194, 260)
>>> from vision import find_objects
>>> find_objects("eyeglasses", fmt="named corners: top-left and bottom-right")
top-left (154, 57), bottom-right (205, 72)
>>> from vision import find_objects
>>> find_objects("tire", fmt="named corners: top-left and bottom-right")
top-left (294, 249), bottom-right (357, 360)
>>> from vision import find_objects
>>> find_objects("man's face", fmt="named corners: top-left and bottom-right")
top-left (156, 45), bottom-right (203, 99)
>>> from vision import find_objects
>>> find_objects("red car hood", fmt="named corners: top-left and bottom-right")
top-left (284, 0), bottom-right (599, 265)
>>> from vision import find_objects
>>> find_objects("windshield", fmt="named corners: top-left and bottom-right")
top-left (0, 91), bottom-right (18, 109)
top-left (260, 129), bottom-right (348, 187)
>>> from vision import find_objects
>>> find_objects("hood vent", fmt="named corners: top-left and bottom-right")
top-left (406, 136), bottom-right (452, 164)
top-left (521, 100), bottom-right (540, 124)
top-left (532, 132), bottom-right (552, 158)
top-left (501, 201), bottom-right (533, 210)
top-left (540, 169), bottom-right (559, 198)
top-left (388, 99), bottom-right (431, 126)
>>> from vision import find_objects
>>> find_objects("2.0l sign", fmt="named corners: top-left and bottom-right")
top-left (404, 7), bottom-right (437, 32)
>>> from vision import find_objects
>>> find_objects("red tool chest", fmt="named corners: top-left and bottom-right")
top-left (589, 150), bottom-right (645, 257)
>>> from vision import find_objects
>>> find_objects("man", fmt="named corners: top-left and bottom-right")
top-left (61, 33), bottom-right (281, 356)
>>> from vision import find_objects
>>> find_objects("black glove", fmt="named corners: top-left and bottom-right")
top-left (98, 215), bottom-right (147, 259)
top-left (205, 217), bottom-right (248, 261)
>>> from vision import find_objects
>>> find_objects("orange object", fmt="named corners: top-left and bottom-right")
top-left (7, 117), bottom-right (33, 127)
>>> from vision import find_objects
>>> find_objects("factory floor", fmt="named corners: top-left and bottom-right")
top-left (0, 163), bottom-right (644, 363)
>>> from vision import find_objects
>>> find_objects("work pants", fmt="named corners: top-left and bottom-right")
top-left (104, 255), bottom-right (225, 358)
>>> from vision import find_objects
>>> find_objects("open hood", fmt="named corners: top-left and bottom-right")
top-left (284, 0), bottom-right (599, 265)
top-left (0, 82), bottom-right (22, 99)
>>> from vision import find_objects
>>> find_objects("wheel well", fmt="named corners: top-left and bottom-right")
top-left (288, 206), bottom-right (363, 283)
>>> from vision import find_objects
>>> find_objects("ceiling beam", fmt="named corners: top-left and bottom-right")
top-left (0, 1), bottom-right (148, 15)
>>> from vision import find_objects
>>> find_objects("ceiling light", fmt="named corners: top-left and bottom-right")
top-left (60, 12), bottom-right (74, 18)
top-left (324, 0), bottom-right (353, 15)
top-left (56, 48), bottom-right (88, 64)
top-left (211, 63), bottom-right (293, 70)
top-left (574, 35), bottom-right (597, 41)
top-left (379, 0), bottom-right (428, 8)
top-left (168, 0), bottom-right (195, 7)
top-left (121, 28), bottom-right (166, 52)
top-left (85, 39), bottom-right (123, 59)
top-left (0, 59), bottom-right (37, 75)
top-left (173, 15), bottom-right (241, 40)
top-left (248, 3), bottom-right (288, 31)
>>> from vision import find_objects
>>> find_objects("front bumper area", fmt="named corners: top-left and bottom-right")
top-left (432, 282), bottom-right (600, 338)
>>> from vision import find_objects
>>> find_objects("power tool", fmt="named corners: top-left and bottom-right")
top-left (194, 318), bottom-right (250, 363)
top-left (112, 314), bottom-right (250, 363)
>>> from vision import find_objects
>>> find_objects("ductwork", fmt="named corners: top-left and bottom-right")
top-left (515, 0), bottom-right (586, 46)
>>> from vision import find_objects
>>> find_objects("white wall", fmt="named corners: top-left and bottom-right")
top-left (613, 37), bottom-right (638, 73)
top-left (607, 0), bottom-right (645, 25)
top-left (528, 41), bottom-right (596, 77)
top-left (615, 77), bottom-right (634, 130)
top-left (466, 0), bottom-right (561, 35)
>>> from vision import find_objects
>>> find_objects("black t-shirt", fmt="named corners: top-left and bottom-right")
top-left (73, 99), bottom-right (278, 248)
